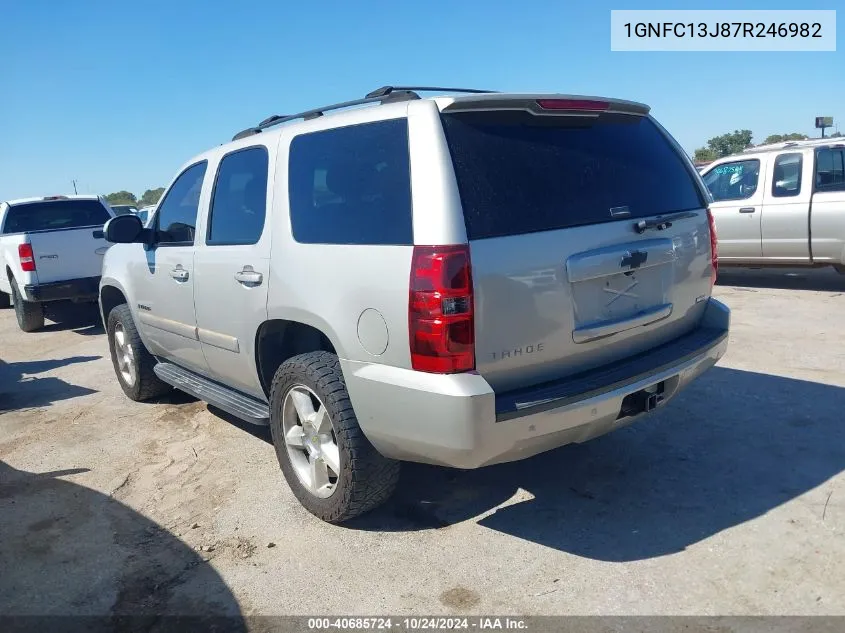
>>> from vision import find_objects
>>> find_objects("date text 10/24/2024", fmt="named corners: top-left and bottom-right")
top-left (307, 618), bottom-right (528, 630)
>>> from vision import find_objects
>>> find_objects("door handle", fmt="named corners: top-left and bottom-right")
top-left (739, 207), bottom-right (756, 214)
top-left (234, 267), bottom-right (263, 286)
top-left (170, 267), bottom-right (189, 282)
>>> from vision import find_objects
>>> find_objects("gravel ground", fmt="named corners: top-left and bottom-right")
top-left (1, 268), bottom-right (845, 621)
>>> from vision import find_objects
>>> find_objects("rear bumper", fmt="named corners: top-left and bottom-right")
top-left (343, 298), bottom-right (730, 469)
top-left (24, 276), bottom-right (101, 302)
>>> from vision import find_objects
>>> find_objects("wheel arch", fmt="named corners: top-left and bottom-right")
top-left (99, 281), bottom-right (129, 329)
top-left (255, 319), bottom-right (339, 398)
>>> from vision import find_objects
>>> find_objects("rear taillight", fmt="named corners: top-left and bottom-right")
top-left (409, 245), bottom-right (475, 373)
top-left (18, 244), bottom-right (35, 272)
top-left (706, 208), bottom-right (718, 288)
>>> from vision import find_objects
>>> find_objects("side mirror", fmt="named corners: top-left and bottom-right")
top-left (104, 214), bottom-right (144, 244)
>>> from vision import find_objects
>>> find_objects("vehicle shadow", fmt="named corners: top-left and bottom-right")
top-left (351, 366), bottom-right (845, 561)
top-left (41, 301), bottom-right (104, 335)
top-left (0, 461), bottom-right (245, 629)
top-left (0, 356), bottom-right (100, 412)
top-left (717, 267), bottom-right (845, 292)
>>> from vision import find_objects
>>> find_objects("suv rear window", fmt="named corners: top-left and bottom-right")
top-left (288, 119), bottom-right (413, 245)
top-left (440, 112), bottom-right (704, 240)
top-left (2, 199), bottom-right (111, 234)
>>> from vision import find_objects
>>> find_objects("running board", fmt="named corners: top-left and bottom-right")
top-left (153, 362), bottom-right (270, 426)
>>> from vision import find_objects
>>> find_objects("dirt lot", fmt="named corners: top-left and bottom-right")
top-left (2, 268), bottom-right (845, 620)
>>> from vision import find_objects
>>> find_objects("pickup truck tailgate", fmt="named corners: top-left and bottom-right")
top-left (27, 226), bottom-right (110, 283)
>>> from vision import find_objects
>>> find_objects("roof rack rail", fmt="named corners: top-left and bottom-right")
top-left (231, 85), bottom-right (498, 141)
top-left (232, 96), bottom-right (404, 141)
top-left (365, 85), bottom-right (497, 99)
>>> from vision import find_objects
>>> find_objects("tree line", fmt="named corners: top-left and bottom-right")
top-left (694, 130), bottom-right (842, 163)
top-left (104, 188), bottom-right (165, 207)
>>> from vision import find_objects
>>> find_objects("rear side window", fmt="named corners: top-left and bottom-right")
top-left (1, 199), bottom-right (110, 234)
top-left (207, 147), bottom-right (268, 245)
top-left (702, 159), bottom-right (760, 202)
top-left (156, 161), bottom-right (208, 245)
top-left (772, 153), bottom-right (803, 198)
top-left (288, 119), bottom-right (413, 245)
top-left (440, 112), bottom-right (704, 240)
top-left (815, 148), bottom-right (845, 192)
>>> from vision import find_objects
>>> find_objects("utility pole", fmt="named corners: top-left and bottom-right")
top-left (72, 179), bottom-right (78, 194)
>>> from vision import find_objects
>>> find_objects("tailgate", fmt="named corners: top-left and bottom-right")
top-left (439, 100), bottom-right (712, 392)
top-left (28, 227), bottom-right (110, 284)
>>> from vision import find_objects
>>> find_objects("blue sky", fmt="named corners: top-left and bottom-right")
top-left (1, 0), bottom-right (841, 200)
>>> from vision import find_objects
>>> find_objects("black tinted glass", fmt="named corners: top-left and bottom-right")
top-left (2, 199), bottom-right (110, 234)
top-left (772, 153), bottom-right (802, 198)
top-left (288, 119), bottom-right (412, 245)
top-left (156, 161), bottom-right (207, 245)
top-left (816, 149), bottom-right (845, 191)
top-left (208, 147), bottom-right (268, 245)
top-left (441, 112), bottom-right (703, 240)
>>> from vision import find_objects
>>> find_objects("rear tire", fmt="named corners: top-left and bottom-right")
top-left (0, 292), bottom-right (10, 309)
top-left (269, 351), bottom-right (400, 523)
top-left (107, 304), bottom-right (171, 401)
top-left (11, 281), bottom-right (44, 332)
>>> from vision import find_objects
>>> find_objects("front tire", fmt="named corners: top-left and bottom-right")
top-left (11, 281), bottom-right (44, 332)
top-left (269, 351), bottom-right (400, 523)
top-left (0, 292), bottom-right (10, 309)
top-left (107, 304), bottom-right (171, 401)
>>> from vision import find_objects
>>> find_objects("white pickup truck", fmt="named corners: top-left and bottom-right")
top-left (0, 195), bottom-right (115, 332)
top-left (701, 138), bottom-right (845, 273)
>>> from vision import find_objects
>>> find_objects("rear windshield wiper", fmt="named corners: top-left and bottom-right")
top-left (633, 211), bottom-right (698, 234)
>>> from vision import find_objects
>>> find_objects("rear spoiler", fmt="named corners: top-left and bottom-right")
top-left (438, 93), bottom-right (650, 117)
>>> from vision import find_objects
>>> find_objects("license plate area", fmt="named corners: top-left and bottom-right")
top-left (565, 238), bottom-right (676, 337)
top-left (617, 382), bottom-right (665, 419)
top-left (572, 266), bottom-right (670, 325)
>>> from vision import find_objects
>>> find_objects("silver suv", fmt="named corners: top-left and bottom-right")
top-left (100, 86), bottom-right (730, 523)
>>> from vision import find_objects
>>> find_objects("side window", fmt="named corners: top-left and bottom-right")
top-left (771, 153), bottom-right (803, 198)
top-left (702, 160), bottom-right (760, 202)
top-left (155, 161), bottom-right (208, 245)
top-left (815, 148), bottom-right (845, 192)
top-left (288, 119), bottom-right (413, 245)
top-left (207, 147), bottom-right (269, 245)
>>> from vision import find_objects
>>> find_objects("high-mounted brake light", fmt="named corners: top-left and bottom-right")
top-left (409, 245), bottom-right (475, 373)
top-left (536, 99), bottom-right (610, 111)
top-left (706, 208), bottom-right (718, 288)
top-left (43, 195), bottom-right (68, 201)
top-left (18, 244), bottom-right (35, 272)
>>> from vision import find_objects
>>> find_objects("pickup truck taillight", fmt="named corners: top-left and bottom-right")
top-left (18, 244), bottom-right (36, 272)
top-left (707, 208), bottom-right (718, 288)
top-left (409, 245), bottom-right (475, 373)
